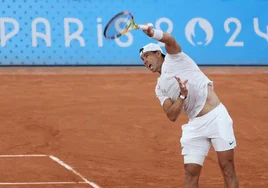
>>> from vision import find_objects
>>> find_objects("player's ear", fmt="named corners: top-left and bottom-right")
top-left (157, 50), bottom-right (161, 57)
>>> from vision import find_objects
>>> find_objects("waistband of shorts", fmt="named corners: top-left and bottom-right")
top-left (189, 103), bottom-right (224, 122)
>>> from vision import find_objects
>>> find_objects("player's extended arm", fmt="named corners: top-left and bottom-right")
top-left (163, 98), bottom-right (185, 122)
top-left (159, 32), bottom-right (181, 54)
top-left (143, 26), bottom-right (181, 54)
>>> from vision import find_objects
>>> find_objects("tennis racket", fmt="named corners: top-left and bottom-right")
top-left (103, 11), bottom-right (153, 39)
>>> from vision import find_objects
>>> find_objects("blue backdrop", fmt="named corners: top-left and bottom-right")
top-left (0, 0), bottom-right (267, 65)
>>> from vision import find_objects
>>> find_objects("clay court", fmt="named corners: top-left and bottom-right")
top-left (0, 66), bottom-right (267, 188)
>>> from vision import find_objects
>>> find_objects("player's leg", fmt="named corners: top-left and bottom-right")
top-left (183, 155), bottom-right (205, 188)
top-left (210, 104), bottom-right (239, 188)
top-left (180, 123), bottom-right (211, 188)
top-left (217, 149), bottom-right (239, 188)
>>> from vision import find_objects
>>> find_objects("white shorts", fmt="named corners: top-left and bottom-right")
top-left (180, 103), bottom-right (236, 165)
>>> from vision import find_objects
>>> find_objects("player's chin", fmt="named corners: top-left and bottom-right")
top-left (146, 66), bottom-right (157, 73)
top-left (147, 67), bottom-right (154, 72)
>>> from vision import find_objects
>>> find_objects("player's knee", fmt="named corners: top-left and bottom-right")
top-left (184, 164), bottom-right (202, 183)
top-left (219, 159), bottom-right (236, 178)
top-left (183, 154), bottom-right (204, 182)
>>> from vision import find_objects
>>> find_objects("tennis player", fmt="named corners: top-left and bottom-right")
top-left (139, 26), bottom-right (239, 187)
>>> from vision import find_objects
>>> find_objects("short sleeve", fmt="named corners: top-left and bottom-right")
top-left (155, 83), bottom-right (169, 106)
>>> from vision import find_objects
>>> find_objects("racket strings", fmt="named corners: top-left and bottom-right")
top-left (104, 13), bottom-right (133, 39)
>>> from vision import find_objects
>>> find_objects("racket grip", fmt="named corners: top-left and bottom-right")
top-left (138, 23), bottom-right (153, 30)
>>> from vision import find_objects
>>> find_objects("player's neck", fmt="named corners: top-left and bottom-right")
top-left (158, 65), bottom-right (163, 74)
top-left (158, 61), bottom-right (164, 74)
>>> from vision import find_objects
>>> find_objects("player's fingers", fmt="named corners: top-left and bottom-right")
top-left (148, 26), bottom-right (154, 37)
top-left (175, 77), bottom-right (183, 86)
top-left (142, 29), bottom-right (149, 34)
top-left (183, 80), bottom-right (188, 85)
top-left (174, 76), bottom-right (181, 82)
top-left (175, 77), bottom-right (188, 91)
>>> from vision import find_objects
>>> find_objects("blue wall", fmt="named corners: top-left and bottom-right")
top-left (0, 0), bottom-right (267, 66)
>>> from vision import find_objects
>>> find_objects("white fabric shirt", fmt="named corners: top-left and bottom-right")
top-left (155, 52), bottom-right (213, 119)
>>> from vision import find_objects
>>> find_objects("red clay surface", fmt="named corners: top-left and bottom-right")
top-left (0, 66), bottom-right (267, 188)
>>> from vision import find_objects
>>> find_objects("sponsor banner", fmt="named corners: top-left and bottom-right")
top-left (0, 0), bottom-right (267, 65)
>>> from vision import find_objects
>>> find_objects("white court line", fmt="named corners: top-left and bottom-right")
top-left (0, 154), bottom-right (47, 157)
top-left (49, 155), bottom-right (101, 188)
top-left (0, 154), bottom-right (101, 188)
top-left (0, 181), bottom-right (86, 185)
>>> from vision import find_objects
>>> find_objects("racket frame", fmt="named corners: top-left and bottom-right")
top-left (103, 11), bottom-right (151, 39)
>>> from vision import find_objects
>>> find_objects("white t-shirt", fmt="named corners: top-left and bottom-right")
top-left (155, 52), bottom-right (213, 119)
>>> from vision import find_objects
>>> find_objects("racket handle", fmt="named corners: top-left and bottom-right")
top-left (138, 23), bottom-right (153, 30)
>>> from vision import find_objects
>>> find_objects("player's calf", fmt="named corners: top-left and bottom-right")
top-left (217, 150), bottom-right (239, 188)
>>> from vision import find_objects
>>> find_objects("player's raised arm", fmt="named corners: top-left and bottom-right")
top-left (142, 26), bottom-right (181, 54)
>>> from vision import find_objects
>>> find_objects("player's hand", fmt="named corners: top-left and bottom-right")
top-left (142, 24), bottom-right (154, 37)
top-left (174, 77), bottom-right (188, 98)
